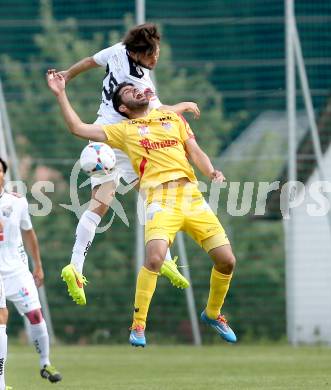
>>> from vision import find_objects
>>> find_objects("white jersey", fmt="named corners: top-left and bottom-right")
top-left (0, 191), bottom-right (32, 278)
top-left (93, 42), bottom-right (162, 124)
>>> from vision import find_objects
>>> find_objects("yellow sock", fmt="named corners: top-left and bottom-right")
top-left (205, 267), bottom-right (232, 319)
top-left (132, 266), bottom-right (158, 328)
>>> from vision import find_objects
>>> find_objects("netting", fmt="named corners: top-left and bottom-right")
top-left (0, 0), bottom-right (330, 344)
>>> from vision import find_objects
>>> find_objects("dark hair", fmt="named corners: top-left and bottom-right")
top-left (0, 158), bottom-right (7, 173)
top-left (112, 82), bottom-right (134, 118)
top-left (123, 23), bottom-right (160, 55)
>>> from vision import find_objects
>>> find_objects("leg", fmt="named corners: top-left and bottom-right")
top-left (0, 274), bottom-right (8, 390)
top-left (130, 190), bottom-right (181, 346)
top-left (71, 180), bottom-right (116, 273)
top-left (144, 199), bottom-right (189, 288)
top-left (209, 244), bottom-right (236, 275)
top-left (129, 239), bottom-right (168, 347)
top-left (62, 180), bottom-right (116, 305)
top-left (25, 308), bottom-right (50, 367)
top-left (181, 186), bottom-right (237, 342)
top-left (0, 308), bottom-right (8, 390)
top-left (205, 243), bottom-right (236, 318)
top-left (201, 239), bottom-right (237, 343)
top-left (25, 309), bottom-right (62, 383)
top-left (6, 272), bottom-right (62, 382)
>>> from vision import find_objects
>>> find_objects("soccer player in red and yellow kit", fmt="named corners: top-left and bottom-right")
top-left (47, 71), bottom-right (237, 345)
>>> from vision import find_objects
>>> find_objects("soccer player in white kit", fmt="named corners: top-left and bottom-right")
top-left (57, 23), bottom-right (200, 305)
top-left (0, 158), bottom-right (61, 384)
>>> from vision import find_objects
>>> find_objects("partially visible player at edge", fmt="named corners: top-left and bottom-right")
top-left (0, 271), bottom-right (11, 389)
top-left (0, 158), bottom-right (62, 383)
top-left (47, 74), bottom-right (237, 346)
top-left (54, 23), bottom-right (199, 304)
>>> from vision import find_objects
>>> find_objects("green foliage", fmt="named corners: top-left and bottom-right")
top-left (155, 35), bottom-right (244, 156)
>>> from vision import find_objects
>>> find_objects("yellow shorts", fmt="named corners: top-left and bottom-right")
top-left (145, 183), bottom-right (229, 252)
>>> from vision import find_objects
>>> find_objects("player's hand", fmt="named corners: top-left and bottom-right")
top-left (210, 170), bottom-right (226, 183)
top-left (182, 102), bottom-right (200, 119)
top-left (58, 70), bottom-right (71, 83)
top-left (33, 266), bottom-right (44, 287)
top-left (48, 68), bottom-right (71, 83)
top-left (144, 88), bottom-right (154, 100)
top-left (46, 70), bottom-right (65, 96)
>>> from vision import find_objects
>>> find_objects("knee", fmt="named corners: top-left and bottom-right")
top-left (145, 253), bottom-right (164, 273)
top-left (91, 183), bottom-right (115, 216)
top-left (25, 308), bottom-right (43, 324)
top-left (90, 202), bottom-right (109, 217)
top-left (226, 253), bottom-right (236, 273)
top-left (0, 308), bottom-right (8, 325)
top-left (216, 253), bottom-right (236, 275)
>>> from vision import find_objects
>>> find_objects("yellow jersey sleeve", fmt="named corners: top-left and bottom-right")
top-left (102, 123), bottom-right (126, 151)
top-left (177, 114), bottom-right (195, 143)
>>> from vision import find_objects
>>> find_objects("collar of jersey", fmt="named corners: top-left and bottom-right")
top-left (0, 189), bottom-right (4, 198)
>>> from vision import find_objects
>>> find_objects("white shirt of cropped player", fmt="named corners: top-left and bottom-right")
top-left (0, 191), bottom-right (44, 336)
top-left (91, 43), bottom-right (162, 185)
top-left (0, 191), bottom-right (32, 279)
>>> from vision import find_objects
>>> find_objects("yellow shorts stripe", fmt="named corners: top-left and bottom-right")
top-left (202, 232), bottom-right (230, 253)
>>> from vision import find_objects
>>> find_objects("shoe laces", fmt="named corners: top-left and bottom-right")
top-left (130, 325), bottom-right (145, 337)
top-left (216, 314), bottom-right (228, 328)
top-left (44, 364), bottom-right (59, 375)
top-left (81, 275), bottom-right (88, 285)
top-left (75, 270), bottom-right (88, 286)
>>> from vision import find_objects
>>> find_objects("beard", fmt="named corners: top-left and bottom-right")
top-left (126, 99), bottom-right (149, 111)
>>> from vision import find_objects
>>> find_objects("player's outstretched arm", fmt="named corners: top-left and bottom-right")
top-left (21, 229), bottom-right (44, 287)
top-left (57, 56), bottom-right (100, 83)
top-left (185, 137), bottom-right (225, 183)
top-left (46, 70), bottom-right (107, 142)
top-left (160, 102), bottom-right (200, 119)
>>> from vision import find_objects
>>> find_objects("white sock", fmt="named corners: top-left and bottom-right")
top-left (165, 248), bottom-right (172, 261)
top-left (71, 210), bottom-right (101, 274)
top-left (0, 325), bottom-right (7, 390)
top-left (29, 320), bottom-right (50, 368)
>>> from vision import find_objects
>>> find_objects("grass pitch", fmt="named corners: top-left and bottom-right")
top-left (7, 344), bottom-right (331, 390)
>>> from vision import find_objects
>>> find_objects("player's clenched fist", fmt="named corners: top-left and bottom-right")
top-left (210, 170), bottom-right (226, 183)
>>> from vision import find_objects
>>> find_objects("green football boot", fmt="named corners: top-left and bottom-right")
top-left (40, 364), bottom-right (62, 383)
top-left (160, 257), bottom-right (190, 289)
top-left (61, 264), bottom-right (88, 305)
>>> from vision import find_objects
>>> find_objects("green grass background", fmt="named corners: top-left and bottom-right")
top-left (7, 344), bottom-right (331, 390)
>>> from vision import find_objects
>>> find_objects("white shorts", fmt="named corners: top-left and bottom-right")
top-left (0, 275), bottom-right (6, 309)
top-left (3, 271), bottom-right (41, 315)
top-left (90, 117), bottom-right (138, 189)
